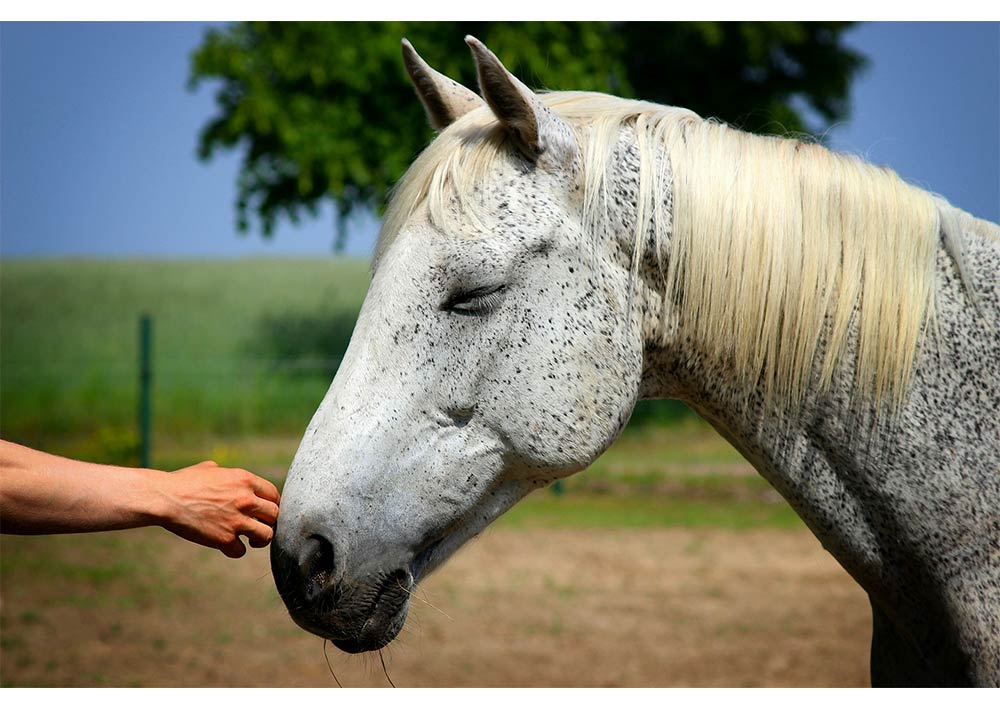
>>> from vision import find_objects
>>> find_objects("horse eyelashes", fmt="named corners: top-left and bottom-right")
top-left (443, 284), bottom-right (507, 315)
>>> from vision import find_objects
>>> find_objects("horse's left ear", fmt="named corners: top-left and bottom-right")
top-left (403, 38), bottom-right (484, 131)
top-left (465, 36), bottom-right (577, 168)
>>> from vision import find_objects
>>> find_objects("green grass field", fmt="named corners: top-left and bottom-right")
top-left (1, 258), bottom-right (796, 528)
top-left (1, 258), bottom-right (370, 456)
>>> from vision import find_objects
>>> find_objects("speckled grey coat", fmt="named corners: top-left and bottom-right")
top-left (271, 37), bottom-right (1000, 686)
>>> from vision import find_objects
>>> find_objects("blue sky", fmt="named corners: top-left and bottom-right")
top-left (1, 22), bottom-right (997, 259)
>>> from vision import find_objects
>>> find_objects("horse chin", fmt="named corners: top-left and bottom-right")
top-left (326, 601), bottom-right (409, 654)
top-left (301, 603), bottom-right (410, 655)
top-left (279, 570), bottom-right (413, 654)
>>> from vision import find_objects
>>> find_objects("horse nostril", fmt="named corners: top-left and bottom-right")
top-left (303, 533), bottom-right (338, 603)
top-left (444, 406), bottom-right (476, 428)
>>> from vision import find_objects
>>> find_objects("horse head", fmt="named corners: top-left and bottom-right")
top-left (269, 37), bottom-right (647, 652)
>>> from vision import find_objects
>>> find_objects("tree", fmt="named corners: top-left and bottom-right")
top-left (189, 22), bottom-right (866, 250)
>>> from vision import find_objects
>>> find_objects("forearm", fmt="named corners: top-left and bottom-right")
top-left (0, 440), bottom-right (168, 534)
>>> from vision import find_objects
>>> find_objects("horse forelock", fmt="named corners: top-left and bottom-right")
top-left (377, 90), bottom-right (954, 413)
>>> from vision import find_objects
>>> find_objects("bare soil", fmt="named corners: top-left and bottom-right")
top-left (0, 526), bottom-right (871, 687)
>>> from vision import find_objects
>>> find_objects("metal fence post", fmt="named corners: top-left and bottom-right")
top-left (138, 313), bottom-right (153, 468)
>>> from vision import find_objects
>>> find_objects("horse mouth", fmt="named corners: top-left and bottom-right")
top-left (410, 535), bottom-right (446, 581)
top-left (332, 570), bottom-right (413, 653)
top-left (278, 567), bottom-right (412, 654)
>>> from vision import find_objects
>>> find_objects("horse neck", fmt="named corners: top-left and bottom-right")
top-left (619, 125), bottom-right (1000, 674)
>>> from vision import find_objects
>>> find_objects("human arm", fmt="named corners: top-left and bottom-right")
top-left (0, 439), bottom-right (280, 558)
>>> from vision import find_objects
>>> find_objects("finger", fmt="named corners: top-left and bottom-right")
top-left (249, 498), bottom-right (280, 526)
top-left (239, 518), bottom-right (275, 548)
top-left (220, 537), bottom-right (247, 559)
top-left (203, 460), bottom-right (219, 467)
top-left (247, 474), bottom-right (281, 503)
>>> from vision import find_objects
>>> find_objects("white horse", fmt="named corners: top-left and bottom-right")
top-left (271, 37), bottom-right (1000, 686)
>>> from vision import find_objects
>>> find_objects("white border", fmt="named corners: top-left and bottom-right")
top-left (2, 3), bottom-right (1000, 21)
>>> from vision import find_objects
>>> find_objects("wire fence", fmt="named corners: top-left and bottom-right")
top-left (0, 312), bottom-right (349, 460)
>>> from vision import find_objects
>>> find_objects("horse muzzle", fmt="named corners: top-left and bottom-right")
top-left (270, 536), bottom-right (413, 653)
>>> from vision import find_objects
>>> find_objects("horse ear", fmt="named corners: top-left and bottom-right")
top-left (465, 35), bottom-right (576, 167)
top-left (402, 38), bottom-right (484, 131)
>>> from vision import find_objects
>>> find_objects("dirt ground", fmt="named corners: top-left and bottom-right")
top-left (0, 525), bottom-right (871, 687)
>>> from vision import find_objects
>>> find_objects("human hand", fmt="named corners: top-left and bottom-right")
top-left (153, 461), bottom-right (281, 558)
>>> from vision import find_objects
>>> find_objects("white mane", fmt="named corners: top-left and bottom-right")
top-left (379, 91), bottom-right (955, 410)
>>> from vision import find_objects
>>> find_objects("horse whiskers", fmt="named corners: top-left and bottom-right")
top-left (323, 639), bottom-right (343, 688)
top-left (378, 648), bottom-right (396, 688)
top-left (395, 579), bottom-right (454, 620)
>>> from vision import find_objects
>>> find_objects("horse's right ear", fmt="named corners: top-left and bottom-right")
top-left (465, 35), bottom-right (577, 168)
top-left (402, 39), bottom-right (484, 131)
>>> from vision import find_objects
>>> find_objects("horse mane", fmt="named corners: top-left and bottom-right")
top-left (378, 91), bottom-right (954, 411)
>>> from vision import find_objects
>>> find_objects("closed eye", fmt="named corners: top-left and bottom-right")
top-left (442, 284), bottom-right (507, 315)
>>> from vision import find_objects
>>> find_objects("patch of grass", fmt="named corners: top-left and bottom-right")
top-left (0, 634), bottom-right (25, 651)
top-left (0, 532), bottom-right (183, 612)
top-left (716, 622), bottom-right (755, 637)
top-left (18, 611), bottom-right (43, 625)
top-left (543, 575), bottom-right (580, 599)
top-left (683, 538), bottom-right (706, 556)
top-left (593, 419), bottom-right (748, 468)
top-left (2, 549), bottom-right (137, 586)
top-left (497, 491), bottom-right (802, 530)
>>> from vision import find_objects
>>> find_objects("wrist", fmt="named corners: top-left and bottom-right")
top-left (136, 468), bottom-right (176, 528)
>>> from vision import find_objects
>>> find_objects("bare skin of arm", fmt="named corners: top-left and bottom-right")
top-left (0, 439), bottom-right (280, 558)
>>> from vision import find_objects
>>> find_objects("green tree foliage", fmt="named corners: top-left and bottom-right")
top-left (189, 21), bottom-right (866, 248)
